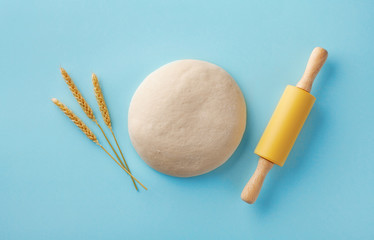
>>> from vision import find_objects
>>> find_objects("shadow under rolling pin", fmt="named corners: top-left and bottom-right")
top-left (241, 47), bottom-right (328, 204)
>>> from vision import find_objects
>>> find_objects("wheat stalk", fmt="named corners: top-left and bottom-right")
top-left (60, 67), bottom-right (96, 120)
top-left (98, 145), bottom-right (147, 190)
top-left (51, 98), bottom-right (147, 190)
top-left (92, 73), bottom-right (138, 190)
top-left (52, 98), bottom-right (98, 143)
top-left (61, 68), bottom-right (127, 176)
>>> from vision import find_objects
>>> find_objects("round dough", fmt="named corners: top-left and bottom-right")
top-left (128, 60), bottom-right (246, 177)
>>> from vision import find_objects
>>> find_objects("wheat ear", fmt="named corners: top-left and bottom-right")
top-left (60, 68), bottom-right (128, 179)
top-left (92, 73), bottom-right (138, 190)
top-left (51, 98), bottom-right (147, 190)
top-left (52, 98), bottom-right (98, 143)
top-left (92, 73), bottom-right (111, 128)
top-left (60, 67), bottom-right (96, 120)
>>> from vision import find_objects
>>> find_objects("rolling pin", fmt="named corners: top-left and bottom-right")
top-left (241, 47), bottom-right (328, 204)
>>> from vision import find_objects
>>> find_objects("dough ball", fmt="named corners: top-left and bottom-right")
top-left (128, 60), bottom-right (246, 177)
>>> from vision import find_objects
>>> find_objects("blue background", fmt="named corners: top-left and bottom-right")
top-left (1, 0), bottom-right (373, 239)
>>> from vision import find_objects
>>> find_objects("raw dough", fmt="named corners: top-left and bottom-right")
top-left (128, 60), bottom-right (246, 177)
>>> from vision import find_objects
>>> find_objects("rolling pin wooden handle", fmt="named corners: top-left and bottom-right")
top-left (241, 157), bottom-right (273, 204)
top-left (296, 47), bottom-right (328, 92)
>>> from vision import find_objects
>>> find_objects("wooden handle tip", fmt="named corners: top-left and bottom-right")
top-left (313, 47), bottom-right (328, 59)
top-left (241, 191), bottom-right (256, 204)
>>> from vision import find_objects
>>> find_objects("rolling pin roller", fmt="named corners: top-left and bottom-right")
top-left (241, 47), bottom-right (328, 204)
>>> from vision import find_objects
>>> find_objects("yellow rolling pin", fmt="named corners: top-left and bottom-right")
top-left (241, 47), bottom-right (328, 204)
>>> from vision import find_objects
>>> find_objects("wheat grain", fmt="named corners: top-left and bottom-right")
top-left (51, 98), bottom-right (98, 144)
top-left (60, 68), bottom-right (96, 120)
top-left (92, 73), bottom-right (111, 128)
